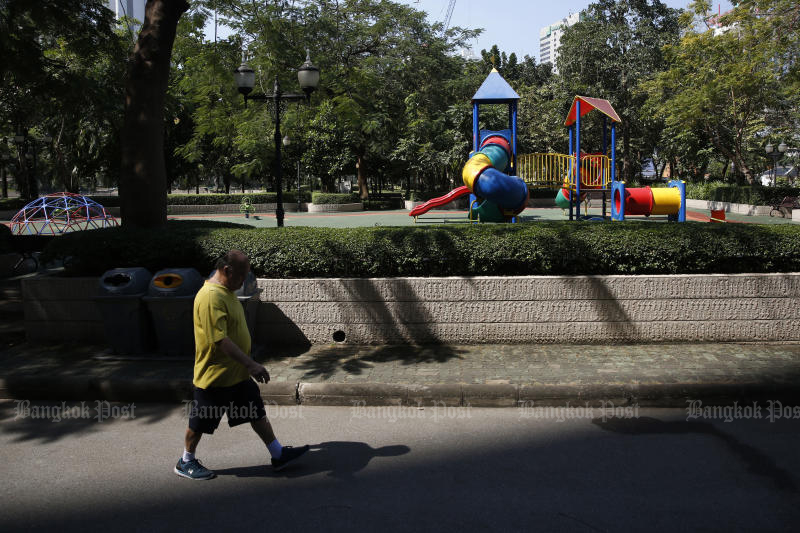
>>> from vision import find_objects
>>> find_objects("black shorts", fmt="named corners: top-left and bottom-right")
top-left (188, 379), bottom-right (266, 434)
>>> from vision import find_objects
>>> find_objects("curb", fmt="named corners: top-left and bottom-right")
top-left (2, 377), bottom-right (800, 408)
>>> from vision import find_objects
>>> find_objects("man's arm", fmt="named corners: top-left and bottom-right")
top-left (216, 337), bottom-right (270, 383)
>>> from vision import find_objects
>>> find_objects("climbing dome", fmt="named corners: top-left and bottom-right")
top-left (10, 192), bottom-right (119, 235)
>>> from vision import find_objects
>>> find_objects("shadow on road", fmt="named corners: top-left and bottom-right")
top-left (594, 416), bottom-right (798, 493)
top-left (213, 441), bottom-right (410, 480)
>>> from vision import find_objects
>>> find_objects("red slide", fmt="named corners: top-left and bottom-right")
top-left (409, 186), bottom-right (471, 217)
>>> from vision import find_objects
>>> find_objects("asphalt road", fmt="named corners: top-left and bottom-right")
top-left (1, 401), bottom-right (799, 532)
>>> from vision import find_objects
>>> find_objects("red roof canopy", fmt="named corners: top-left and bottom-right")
top-left (564, 96), bottom-right (621, 126)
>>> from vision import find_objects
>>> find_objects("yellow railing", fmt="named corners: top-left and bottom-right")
top-left (517, 153), bottom-right (611, 190)
top-left (518, 153), bottom-right (574, 187)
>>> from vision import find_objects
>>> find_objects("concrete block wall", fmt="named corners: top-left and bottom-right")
top-left (23, 277), bottom-right (105, 341)
top-left (254, 274), bottom-right (800, 345)
top-left (22, 273), bottom-right (800, 345)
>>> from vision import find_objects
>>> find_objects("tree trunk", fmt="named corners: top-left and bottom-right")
top-left (17, 153), bottom-right (33, 200)
top-left (1, 166), bottom-right (7, 198)
top-left (357, 154), bottom-right (368, 199)
top-left (622, 125), bottom-right (632, 182)
top-left (657, 161), bottom-right (667, 181)
top-left (119, 0), bottom-right (189, 228)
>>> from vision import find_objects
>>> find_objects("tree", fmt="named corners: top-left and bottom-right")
top-left (557, 0), bottom-right (681, 182)
top-left (642, 0), bottom-right (787, 183)
top-left (119, 0), bottom-right (189, 228)
top-left (0, 0), bottom-right (124, 198)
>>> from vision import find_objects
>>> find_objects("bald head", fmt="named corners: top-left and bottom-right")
top-left (213, 250), bottom-right (250, 291)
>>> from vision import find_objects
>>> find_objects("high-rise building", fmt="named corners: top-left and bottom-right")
top-left (538, 12), bottom-right (580, 74)
top-left (107, 0), bottom-right (146, 23)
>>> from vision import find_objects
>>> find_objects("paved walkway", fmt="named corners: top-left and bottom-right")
top-left (2, 339), bottom-right (799, 407)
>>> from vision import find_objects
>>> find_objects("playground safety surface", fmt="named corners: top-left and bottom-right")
top-left (164, 207), bottom-right (798, 228)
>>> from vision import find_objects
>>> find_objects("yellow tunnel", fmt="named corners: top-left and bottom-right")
top-left (650, 187), bottom-right (682, 216)
top-left (462, 153), bottom-right (492, 191)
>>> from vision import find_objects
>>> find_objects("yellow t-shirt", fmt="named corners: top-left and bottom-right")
top-left (192, 281), bottom-right (252, 388)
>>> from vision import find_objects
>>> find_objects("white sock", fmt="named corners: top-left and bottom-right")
top-left (267, 439), bottom-right (282, 459)
top-left (182, 449), bottom-right (195, 462)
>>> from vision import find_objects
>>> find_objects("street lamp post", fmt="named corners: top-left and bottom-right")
top-left (282, 134), bottom-right (303, 212)
top-left (765, 142), bottom-right (787, 186)
top-left (234, 50), bottom-right (320, 227)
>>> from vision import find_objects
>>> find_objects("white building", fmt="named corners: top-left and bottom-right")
top-left (107, 0), bottom-right (146, 23)
top-left (538, 12), bottom-right (580, 73)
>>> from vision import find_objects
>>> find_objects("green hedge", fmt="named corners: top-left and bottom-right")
top-left (167, 192), bottom-right (310, 205)
top-left (0, 192), bottom-right (312, 211)
top-left (311, 192), bottom-right (360, 205)
top-left (39, 220), bottom-right (800, 278)
top-left (685, 182), bottom-right (800, 205)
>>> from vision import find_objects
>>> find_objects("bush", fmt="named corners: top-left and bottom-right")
top-left (363, 199), bottom-right (401, 210)
top-left (685, 182), bottom-right (800, 205)
top-left (529, 188), bottom-right (558, 199)
top-left (0, 198), bottom-right (28, 211)
top-left (311, 192), bottom-right (360, 205)
top-left (0, 192), bottom-right (317, 212)
top-left (40, 220), bottom-right (800, 278)
top-left (167, 192), bottom-right (306, 205)
top-left (0, 195), bottom-right (121, 210)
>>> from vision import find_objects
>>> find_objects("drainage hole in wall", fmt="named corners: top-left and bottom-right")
top-left (332, 330), bottom-right (346, 343)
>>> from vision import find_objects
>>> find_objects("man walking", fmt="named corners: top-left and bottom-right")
top-left (174, 250), bottom-right (308, 480)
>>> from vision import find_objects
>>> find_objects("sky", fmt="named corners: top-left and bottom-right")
top-left (398, 0), bottom-right (734, 62)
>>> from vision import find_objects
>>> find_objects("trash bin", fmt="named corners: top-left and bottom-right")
top-left (142, 268), bottom-right (204, 357)
top-left (94, 267), bottom-right (154, 355)
top-left (235, 271), bottom-right (259, 340)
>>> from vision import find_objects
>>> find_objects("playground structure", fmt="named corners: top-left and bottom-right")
top-left (9, 192), bottom-right (119, 235)
top-left (410, 68), bottom-right (529, 222)
top-left (410, 71), bottom-right (686, 222)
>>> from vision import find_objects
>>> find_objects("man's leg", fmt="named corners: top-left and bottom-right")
top-left (250, 416), bottom-right (277, 446)
top-left (250, 416), bottom-right (309, 470)
top-left (174, 388), bottom-right (221, 480)
top-left (185, 427), bottom-right (203, 454)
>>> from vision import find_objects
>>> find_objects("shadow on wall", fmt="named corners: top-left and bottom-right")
top-left (255, 302), bottom-right (312, 353)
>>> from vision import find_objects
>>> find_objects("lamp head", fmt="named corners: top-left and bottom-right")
top-left (234, 61), bottom-right (256, 96)
top-left (297, 49), bottom-right (320, 98)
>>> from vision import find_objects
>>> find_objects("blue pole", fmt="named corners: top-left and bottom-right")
top-left (576, 99), bottom-right (581, 219)
top-left (510, 103), bottom-right (518, 176)
top-left (473, 103), bottom-right (479, 153)
top-left (611, 124), bottom-right (616, 183)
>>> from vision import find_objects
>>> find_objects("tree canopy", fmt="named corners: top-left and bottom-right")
top-left (4, 0), bottom-right (798, 220)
